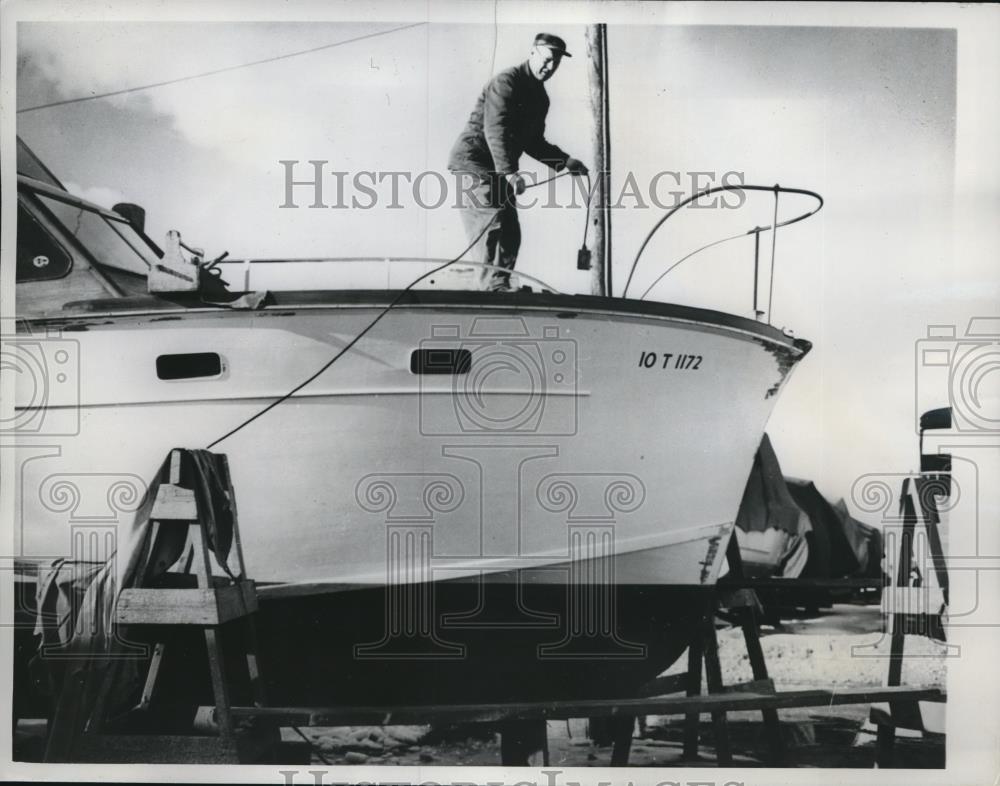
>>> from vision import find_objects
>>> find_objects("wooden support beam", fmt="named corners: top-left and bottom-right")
top-left (115, 582), bottom-right (257, 626)
top-left (137, 643), bottom-right (166, 711)
top-left (44, 448), bottom-right (275, 765)
top-left (150, 484), bottom-right (198, 520)
top-left (682, 607), bottom-right (706, 758)
top-left (229, 686), bottom-right (946, 728)
top-left (609, 716), bottom-right (635, 766)
top-left (637, 672), bottom-right (690, 698)
top-left (499, 719), bottom-right (548, 766)
top-left (717, 576), bottom-right (885, 590)
top-left (725, 535), bottom-right (784, 764)
top-left (701, 615), bottom-right (732, 766)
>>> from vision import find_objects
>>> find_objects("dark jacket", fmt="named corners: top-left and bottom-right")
top-left (448, 61), bottom-right (570, 177)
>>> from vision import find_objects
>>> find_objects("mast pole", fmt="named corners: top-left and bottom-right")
top-left (586, 23), bottom-right (612, 297)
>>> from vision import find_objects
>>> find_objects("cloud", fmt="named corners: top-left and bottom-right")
top-left (62, 181), bottom-right (125, 210)
top-left (18, 22), bottom-right (432, 171)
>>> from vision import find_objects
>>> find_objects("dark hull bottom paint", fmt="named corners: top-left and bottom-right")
top-left (166, 583), bottom-right (709, 709)
top-left (14, 581), bottom-right (712, 727)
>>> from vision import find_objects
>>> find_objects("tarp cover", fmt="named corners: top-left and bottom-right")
top-left (787, 478), bottom-right (861, 579)
top-left (736, 434), bottom-right (811, 536)
top-left (734, 433), bottom-right (811, 577)
top-left (735, 434), bottom-right (883, 580)
top-left (833, 497), bottom-right (884, 579)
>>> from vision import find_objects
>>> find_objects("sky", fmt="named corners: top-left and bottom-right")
top-left (13, 12), bottom-right (999, 515)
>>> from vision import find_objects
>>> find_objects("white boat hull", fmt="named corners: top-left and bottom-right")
top-left (11, 291), bottom-right (809, 709)
top-left (14, 293), bottom-right (807, 592)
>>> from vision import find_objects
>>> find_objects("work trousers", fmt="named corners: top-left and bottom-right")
top-left (456, 175), bottom-right (521, 291)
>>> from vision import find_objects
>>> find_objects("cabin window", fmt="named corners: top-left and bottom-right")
top-left (410, 348), bottom-right (472, 375)
top-left (16, 205), bottom-right (73, 282)
top-left (36, 195), bottom-right (158, 276)
top-left (156, 353), bottom-right (223, 380)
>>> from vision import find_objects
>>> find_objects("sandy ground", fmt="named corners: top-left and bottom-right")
top-left (281, 604), bottom-right (947, 768)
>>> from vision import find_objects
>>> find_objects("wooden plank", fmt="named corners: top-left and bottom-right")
top-left (638, 673), bottom-right (774, 700)
top-left (216, 581), bottom-right (258, 622)
top-left (870, 699), bottom-right (946, 735)
top-left (220, 453), bottom-right (249, 580)
top-left (882, 587), bottom-right (947, 616)
top-left (719, 678), bottom-right (776, 695)
top-left (230, 686), bottom-right (946, 727)
top-left (638, 672), bottom-right (689, 697)
top-left (723, 535), bottom-right (784, 765)
top-left (191, 517), bottom-right (214, 585)
top-left (151, 484), bottom-right (198, 521)
top-left (499, 720), bottom-right (548, 766)
top-left (117, 589), bottom-right (221, 625)
top-left (243, 615), bottom-right (268, 707)
top-left (717, 577), bottom-right (884, 589)
top-left (737, 608), bottom-right (784, 763)
top-left (116, 582), bottom-right (257, 625)
top-left (702, 617), bottom-right (732, 766)
top-left (876, 723), bottom-right (896, 768)
top-left (137, 642), bottom-right (166, 710)
top-left (682, 617), bottom-right (704, 758)
top-left (609, 716), bottom-right (635, 766)
top-left (204, 627), bottom-right (234, 737)
top-left (168, 450), bottom-right (181, 485)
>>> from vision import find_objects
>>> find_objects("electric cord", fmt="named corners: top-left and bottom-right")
top-left (580, 172), bottom-right (595, 247)
top-left (204, 210), bottom-right (500, 449)
top-left (204, 169), bottom-right (591, 450)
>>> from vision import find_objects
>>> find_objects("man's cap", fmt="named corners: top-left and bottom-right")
top-left (533, 33), bottom-right (571, 57)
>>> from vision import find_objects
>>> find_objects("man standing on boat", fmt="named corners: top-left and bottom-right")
top-left (449, 33), bottom-right (589, 292)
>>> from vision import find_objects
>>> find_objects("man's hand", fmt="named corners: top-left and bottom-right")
top-left (505, 172), bottom-right (527, 195)
top-left (565, 157), bottom-right (589, 176)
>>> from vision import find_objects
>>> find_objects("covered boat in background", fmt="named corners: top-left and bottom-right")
top-left (734, 433), bottom-right (811, 579)
top-left (732, 432), bottom-right (885, 615)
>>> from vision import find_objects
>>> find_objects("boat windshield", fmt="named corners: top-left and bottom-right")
top-left (33, 193), bottom-right (157, 277)
top-left (17, 174), bottom-right (159, 293)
